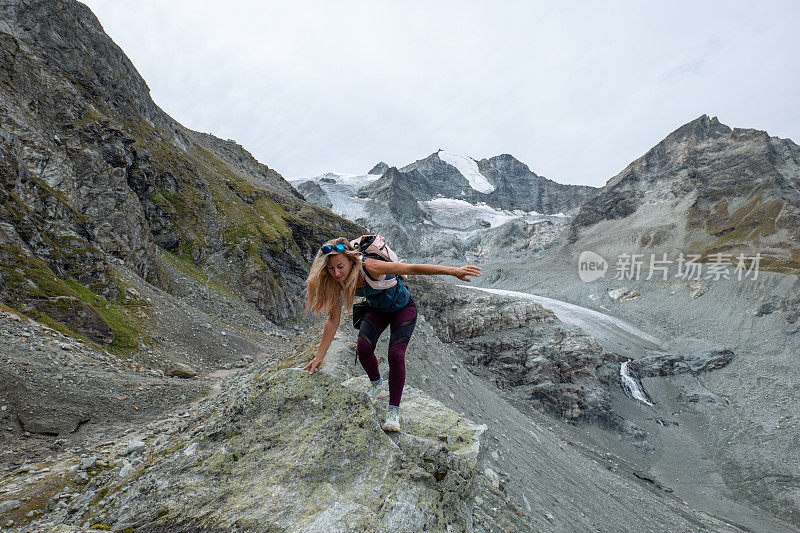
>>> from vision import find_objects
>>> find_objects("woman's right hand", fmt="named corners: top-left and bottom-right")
top-left (304, 355), bottom-right (325, 374)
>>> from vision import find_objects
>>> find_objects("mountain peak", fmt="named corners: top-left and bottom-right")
top-left (367, 161), bottom-right (389, 175)
top-left (667, 114), bottom-right (733, 145)
top-left (484, 154), bottom-right (532, 176)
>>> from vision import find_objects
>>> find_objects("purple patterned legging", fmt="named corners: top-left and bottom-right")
top-left (356, 299), bottom-right (418, 408)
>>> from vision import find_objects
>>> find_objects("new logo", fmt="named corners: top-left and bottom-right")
top-left (578, 251), bottom-right (608, 282)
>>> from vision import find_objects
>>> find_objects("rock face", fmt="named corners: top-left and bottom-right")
top-left (628, 349), bottom-right (734, 377)
top-left (410, 277), bottom-right (624, 428)
top-left (462, 218), bottom-right (567, 261)
top-left (189, 130), bottom-right (303, 200)
top-left (85, 369), bottom-right (485, 532)
top-left (362, 167), bottom-right (429, 226)
top-left (566, 115), bottom-right (800, 275)
top-left (476, 154), bottom-right (598, 213)
top-left (0, 0), bottom-right (361, 335)
top-left (297, 179), bottom-right (333, 209)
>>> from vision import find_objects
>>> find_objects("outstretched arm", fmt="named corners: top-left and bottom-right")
top-left (364, 258), bottom-right (482, 281)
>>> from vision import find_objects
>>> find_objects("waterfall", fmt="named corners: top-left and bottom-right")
top-left (620, 361), bottom-right (653, 406)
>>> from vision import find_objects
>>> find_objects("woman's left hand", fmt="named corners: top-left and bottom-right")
top-left (453, 265), bottom-right (482, 281)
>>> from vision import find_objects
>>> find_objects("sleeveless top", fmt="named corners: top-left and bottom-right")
top-left (354, 262), bottom-right (411, 312)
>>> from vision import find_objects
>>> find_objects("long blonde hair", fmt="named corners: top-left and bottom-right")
top-left (304, 237), bottom-right (363, 315)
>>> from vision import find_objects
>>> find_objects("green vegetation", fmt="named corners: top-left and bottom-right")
top-left (64, 278), bottom-right (141, 351)
top-left (0, 242), bottom-right (153, 351)
top-left (687, 192), bottom-right (800, 274)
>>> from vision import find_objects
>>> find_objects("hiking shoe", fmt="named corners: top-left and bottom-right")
top-left (368, 379), bottom-right (388, 403)
top-left (382, 407), bottom-right (401, 432)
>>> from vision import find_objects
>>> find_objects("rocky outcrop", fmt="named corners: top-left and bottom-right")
top-left (566, 115), bottom-right (800, 275)
top-left (754, 294), bottom-right (800, 336)
top-left (462, 218), bottom-right (567, 260)
top-left (628, 349), bottom-right (734, 377)
top-left (77, 369), bottom-right (485, 532)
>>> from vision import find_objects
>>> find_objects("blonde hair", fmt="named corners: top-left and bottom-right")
top-left (304, 237), bottom-right (363, 315)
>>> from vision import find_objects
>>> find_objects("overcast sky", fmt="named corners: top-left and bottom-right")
top-left (82, 1), bottom-right (799, 187)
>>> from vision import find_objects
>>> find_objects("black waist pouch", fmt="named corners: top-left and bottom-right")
top-left (352, 301), bottom-right (371, 330)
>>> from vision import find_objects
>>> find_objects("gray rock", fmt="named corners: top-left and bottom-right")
top-left (0, 499), bottom-right (21, 514)
top-left (126, 440), bottom-right (146, 455)
top-left (367, 161), bottom-right (390, 175)
top-left (166, 362), bottom-right (197, 379)
top-left (88, 369), bottom-right (484, 532)
top-left (411, 277), bottom-right (623, 429)
top-left (629, 350), bottom-right (734, 377)
top-left (79, 455), bottom-right (98, 470)
top-left (484, 467), bottom-right (500, 490)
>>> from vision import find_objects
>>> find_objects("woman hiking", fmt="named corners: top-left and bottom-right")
top-left (303, 236), bottom-right (481, 432)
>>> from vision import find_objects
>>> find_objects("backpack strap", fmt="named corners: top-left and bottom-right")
top-left (362, 261), bottom-right (378, 281)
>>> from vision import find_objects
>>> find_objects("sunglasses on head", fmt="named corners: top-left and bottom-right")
top-left (321, 243), bottom-right (347, 254)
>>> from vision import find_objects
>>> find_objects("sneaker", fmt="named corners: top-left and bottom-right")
top-left (368, 379), bottom-right (388, 403)
top-left (382, 407), bottom-right (401, 432)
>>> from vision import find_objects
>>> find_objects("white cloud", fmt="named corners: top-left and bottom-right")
top-left (82, 0), bottom-right (800, 188)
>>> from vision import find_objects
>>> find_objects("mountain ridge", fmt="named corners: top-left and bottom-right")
top-left (564, 114), bottom-right (800, 274)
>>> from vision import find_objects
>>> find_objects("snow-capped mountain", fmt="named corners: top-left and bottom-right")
top-left (436, 150), bottom-right (495, 194)
top-left (290, 150), bottom-right (593, 236)
top-left (370, 149), bottom-right (599, 213)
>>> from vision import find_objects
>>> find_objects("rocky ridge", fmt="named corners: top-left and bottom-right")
top-left (3, 339), bottom-right (492, 532)
top-left (79, 370), bottom-right (486, 532)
